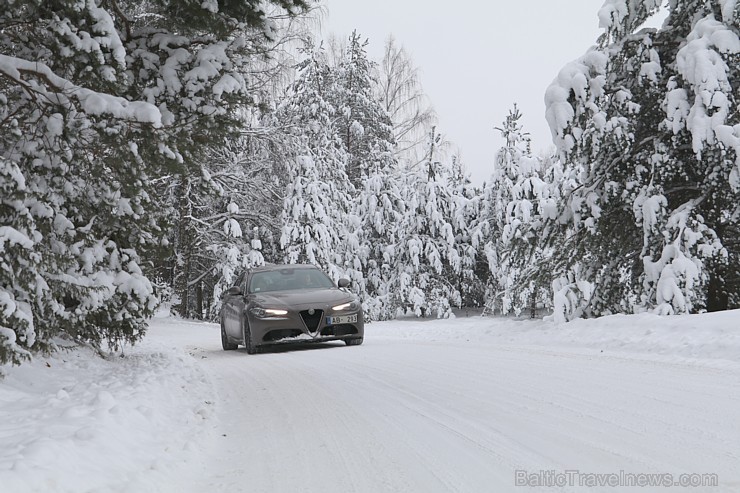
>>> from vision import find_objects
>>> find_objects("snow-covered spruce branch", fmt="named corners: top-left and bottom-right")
top-left (0, 55), bottom-right (162, 126)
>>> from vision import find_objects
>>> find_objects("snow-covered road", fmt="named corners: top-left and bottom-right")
top-left (3, 312), bottom-right (739, 492)
top-left (163, 315), bottom-right (740, 493)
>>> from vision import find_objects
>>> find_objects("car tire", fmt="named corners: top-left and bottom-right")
top-left (221, 318), bottom-right (238, 351)
top-left (243, 320), bottom-right (258, 355)
top-left (344, 337), bottom-right (363, 346)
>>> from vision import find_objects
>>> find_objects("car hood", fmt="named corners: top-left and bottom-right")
top-left (252, 289), bottom-right (353, 308)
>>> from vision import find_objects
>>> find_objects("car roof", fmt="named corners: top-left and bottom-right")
top-left (248, 263), bottom-right (320, 273)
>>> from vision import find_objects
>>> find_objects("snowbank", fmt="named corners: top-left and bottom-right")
top-left (370, 309), bottom-right (740, 366)
top-left (0, 330), bottom-right (214, 493)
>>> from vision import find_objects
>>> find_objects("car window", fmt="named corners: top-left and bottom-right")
top-left (248, 269), bottom-right (334, 293)
top-left (250, 273), bottom-right (271, 293)
top-left (234, 272), bottom-right (245, 289)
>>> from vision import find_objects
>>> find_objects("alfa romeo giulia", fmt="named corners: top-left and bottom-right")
top-left (220, 264), bottom-right (364, 354)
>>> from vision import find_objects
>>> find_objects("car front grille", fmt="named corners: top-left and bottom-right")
top-left (300, 309), bottom-right (324, 332)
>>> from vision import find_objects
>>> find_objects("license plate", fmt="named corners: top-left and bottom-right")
top-left (326, 314), bottom-right (357, 325)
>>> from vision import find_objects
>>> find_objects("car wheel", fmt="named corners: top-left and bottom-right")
top-left (221, 318), bottom-right (237, 351)
top-left (243, 320), bottom-right (258, 355)
top-left (344, 337), bottom-right (363, 346)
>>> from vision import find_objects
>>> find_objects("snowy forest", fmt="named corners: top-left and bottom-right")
top-left (0, 0), bottom-right (738, 365)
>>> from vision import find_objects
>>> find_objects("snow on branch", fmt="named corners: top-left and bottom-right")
top-left (674, 16), bottom-right (739, 172)
top-left (0, 54), bottom-right (162, 126)
top-left (598, 0), bottom-right (664, 38)
top-left (545, 50), bottom-right (608, 152)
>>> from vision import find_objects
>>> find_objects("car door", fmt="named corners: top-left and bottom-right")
top-left (228, 272), bottom-right (250, 340)
top-left (223, 272), bottom-right (244, 337)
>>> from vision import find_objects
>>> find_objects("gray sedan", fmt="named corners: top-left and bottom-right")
top-left (220, 264), bottom-right (364, 354)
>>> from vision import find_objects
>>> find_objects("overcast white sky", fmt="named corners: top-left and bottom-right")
top-left (320, 0), bottom-right (607, 185)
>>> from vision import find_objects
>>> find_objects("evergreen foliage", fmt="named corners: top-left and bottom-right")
top-left (333, 31), bottom-right (396, 188)
top-left (544, 0), bottom-right (739, 317)
top-left (389, 128), bottom-right (470, 318)
top-left (0, 0), bottom-right (310, 364)
top-left (278, 43), bottom-right (364, 289)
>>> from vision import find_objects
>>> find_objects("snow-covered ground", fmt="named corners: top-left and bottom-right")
top-left (0, 319), bottom-right (215, 493)
top-left (1, 310), bottom-right (738, 492)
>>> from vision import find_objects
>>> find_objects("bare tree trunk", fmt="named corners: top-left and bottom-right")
top-left (174, 177), bottom-right (193, 318)
top-left (176, 241), bottom-right (191, 318)
top-left (530, 290), bottom-right (537, 319)
top-left (195, 282), bottom-right (203, 320)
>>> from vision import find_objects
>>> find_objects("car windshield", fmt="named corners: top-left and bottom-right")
top-left (248, 268), bottom-right (334, 294)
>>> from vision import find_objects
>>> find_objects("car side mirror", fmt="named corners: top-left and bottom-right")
top-left (337, 278), bottom-right (350, 288)
top-left (226, 286), bottom-right (242, 296)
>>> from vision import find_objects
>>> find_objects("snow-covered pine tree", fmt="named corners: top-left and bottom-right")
top-left (391, 128), bottom-right (462, 318)
top-left (1, 2), bottom-right (164, 364)
top-left (148, 12), bottom-right (314, 320)
top-left (208, 218), bottom-right (268, 320)
top-left (332, 31), bottom-right (397, 188)
top-left (0, 0), bottom-right (310, 364)
top-left (499, 149), bottom-right (561, 318)
top-left (278, 44), bottom-right (363, 288)
top-left (356, 151), bottom-right (405, 320)
top-left (484, 107), bottom-right (565, 317)
top-left (530, 152), bottom-right (594, 322)
top-left (479, 106), bottom-right (536, 314)
top-left (446, 155), bottom-right (485, 309)
top-left (545, 0), bottom-right (739, 317)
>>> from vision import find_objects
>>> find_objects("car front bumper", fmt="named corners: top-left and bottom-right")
top-left (248, 309), bottom-right (364, 346)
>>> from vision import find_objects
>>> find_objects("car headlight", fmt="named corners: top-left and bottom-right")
top-left (265, 309), bottom-right (288, 316)
top-left (332, 301), bottom-right (358, 311)
top-left (250, 307), bottom-right (288, 318)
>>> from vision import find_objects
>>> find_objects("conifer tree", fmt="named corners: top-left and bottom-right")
top-left (479, 106), bottom-right (534, 313)
top-left (391, 128), bottom-right (462, 317)
top-left (356, 155), bottom-right (405, 320)
top-left (0, 0), bottom-right (310, 364)
top-left (447, 155), bottom-right (484, 309)
top-left (278, 45), bottom-right (362, 286)
top-left (333, 31), bottom-right (396, 188)
top-left (544, 0), bottom-right (739, 317)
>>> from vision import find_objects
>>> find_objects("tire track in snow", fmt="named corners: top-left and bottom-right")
top-left (177, 325), bottom-right (739, 493)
